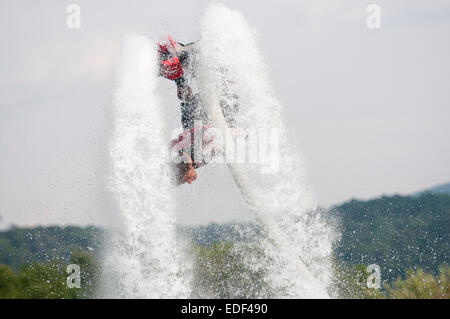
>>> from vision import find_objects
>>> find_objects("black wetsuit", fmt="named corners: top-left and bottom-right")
top-left (180, 93), bottom-right (209, 129)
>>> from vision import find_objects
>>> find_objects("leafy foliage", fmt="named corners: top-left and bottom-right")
top-left (0, 251), bottom-right (98, 299)
top-left (385, 265), bottom-right (449, 299)
top-left (192, 242), bottom-right (270, 298)
top-left (331, 260), bottom-right (384, 299)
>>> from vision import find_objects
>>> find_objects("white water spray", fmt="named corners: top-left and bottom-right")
top-left (99, 5), bottom-right (337, 299)
top-left (100, 34), bottom-right (190, 298)
top-left (197, 4), bottom-right (337, 298)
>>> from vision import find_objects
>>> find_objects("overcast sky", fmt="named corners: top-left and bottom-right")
top-left (1, 0), bottom-right (449, 229)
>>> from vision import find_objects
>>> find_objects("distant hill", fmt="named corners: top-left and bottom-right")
top-left (0, 226), bottom-right (102, 270)
top-left (412, 182), bottom-right (450, 196)
top-left (179, 222), bottom-right (261, 247)
top-left (332, 192), bottom-right (449, 282)
top-left (0, 193), bottom-right (448, 283)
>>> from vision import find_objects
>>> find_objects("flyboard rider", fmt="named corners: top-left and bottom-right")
top-left (158, 36), bottom-right (216, 185)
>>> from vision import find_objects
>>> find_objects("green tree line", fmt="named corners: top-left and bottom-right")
top-left (0, 193), bottom-right (448, 298)
top-left (0, 243), bottom-right (448, 299)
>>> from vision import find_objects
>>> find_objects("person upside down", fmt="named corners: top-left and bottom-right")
top-left (158, 36), bottom-right (216, 185)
